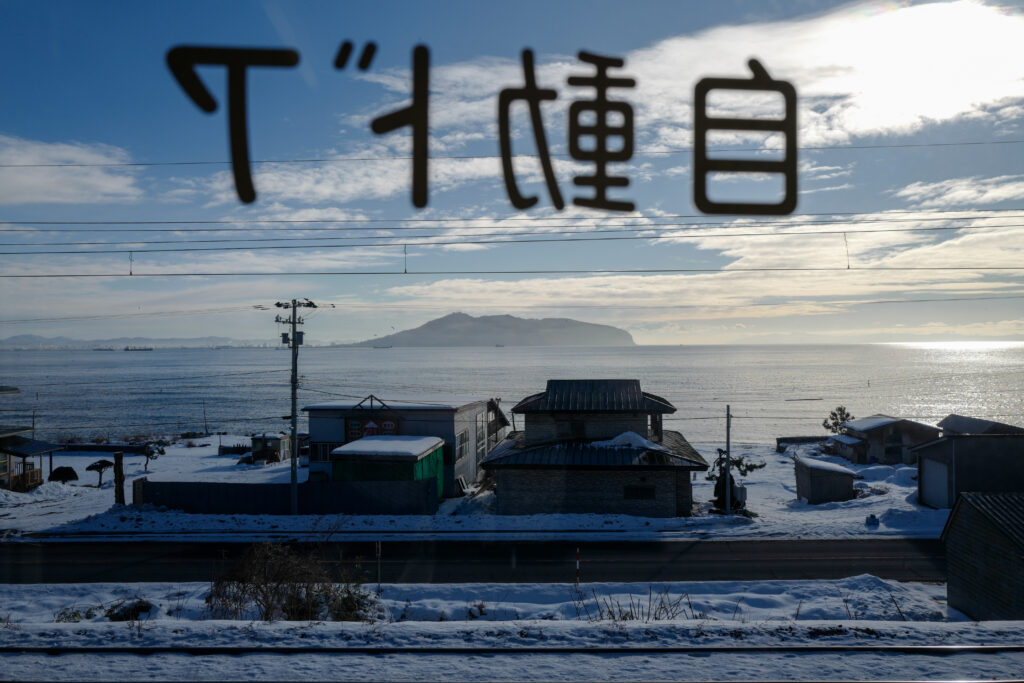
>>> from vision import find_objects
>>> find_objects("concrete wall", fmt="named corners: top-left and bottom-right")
top-left (794, 460), bottom-right (856, 504)
top-left (522, 413), bottom-right (648, 446)
top-left (134, 478), bottom-right (437, 515)
top-left (945, 502), bottom-right (1024, 620)
top-left (494, 468), bottom-right (693, 517)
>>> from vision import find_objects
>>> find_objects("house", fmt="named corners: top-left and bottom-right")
top-left (481, 379), bottom-right (708, 517)
top-left (794, 455), bottom-right (859, 504)
top-left (914, 435), bottom-right (1024, 509)
top-left (320, 435), bottom-right (445, 513)
top-left (938, 414), bottom-right (1024, 436)
top-left (838, 415), bottom-right (940, 465)
top-left (302, 394), bottom-right (508, 497)
top-left (941, 492), bottom-right (1024, 620)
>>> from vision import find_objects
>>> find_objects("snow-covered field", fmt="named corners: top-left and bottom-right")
top-left (0, 436), bottom-right (949, 541)
top-left (2, 576), bottom-right (1023, 681)
top-left (4, 439), bottom-right (1021, 681)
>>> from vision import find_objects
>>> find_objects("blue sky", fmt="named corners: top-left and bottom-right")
top-left (1, 0), bottom-right (1023, 344)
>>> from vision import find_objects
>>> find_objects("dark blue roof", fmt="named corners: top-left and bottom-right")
top-left (0, 435), bottom-right (64, 457)
top-left (512, 379), bottom-right (675, 414)
top-left (482, 430), bottom-right (706, 470)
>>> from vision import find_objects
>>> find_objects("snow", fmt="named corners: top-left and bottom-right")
top-left (304, 401), bottom-right (458, 410)
top-left (332, 436), bottom-right (444, 459)
top-left (1, 577), bottom-right (1023, 681)
top-left (828, 433), bottom-right (862, 445)
top-left (842, 415), bottom-right (900, 431)
top-left (591, 431), bottom-right (668, 451)
top-left (795, 455), bottom-right (857, 476)
top-left (0, 439), bottom-right (951, 540)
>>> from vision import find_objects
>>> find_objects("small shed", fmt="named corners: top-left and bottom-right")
top-left (0, 432), bottom-right (64, 492)
top-left (914, 435), bottom-right (1024, 509)
top-left (794, 455), bottom-right (859, 504)
top-left (251, 433), bottom-right (289, 463)
top-left (323, 435), bottom-right (445, 501)
top-left (941, 492), bottom-right (1024, 620)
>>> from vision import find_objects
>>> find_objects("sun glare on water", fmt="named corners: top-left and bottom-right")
top-left (886, 341), bottom-right (1024, 351)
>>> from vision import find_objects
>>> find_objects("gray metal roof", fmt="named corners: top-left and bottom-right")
top-left (482, 429), bottom-right (706, 470)
top-left (946, 492), bottom-right (1024, 551)
top-left (0, 435), bottom-right (64, 457)
top-left (938, 414), bottom-right (1024, 436)
top-left (512, 379), bottom-right (676, 414)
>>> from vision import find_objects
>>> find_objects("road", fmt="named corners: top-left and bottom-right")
top-left (0, 538), bottom-right (944, 583)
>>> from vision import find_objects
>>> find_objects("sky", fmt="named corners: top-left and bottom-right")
top-left (1, 0), bottom-right (1023, 345)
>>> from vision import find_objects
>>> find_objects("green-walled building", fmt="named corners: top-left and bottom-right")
top-left (323, 435), bottom-right (446, 501)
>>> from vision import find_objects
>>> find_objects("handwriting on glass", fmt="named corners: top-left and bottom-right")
top-left (167, 44), bottom-right (797, 215)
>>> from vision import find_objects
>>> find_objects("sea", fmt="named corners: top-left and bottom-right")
top-left (2, 343), bottom-right (1022, 445)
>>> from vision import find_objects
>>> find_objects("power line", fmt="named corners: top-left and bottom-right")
top-left (0, 138), bottom-right (1020, 168)
top-left (4, 208), bottom-right (1023, 229)
top-left (5, 265), bottom-right (1024, 278)
top-left (5, 221), bottom-right (1022, 250)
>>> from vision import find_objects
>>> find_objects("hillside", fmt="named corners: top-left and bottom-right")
top-left (352, 313), bottom-right (635, 347)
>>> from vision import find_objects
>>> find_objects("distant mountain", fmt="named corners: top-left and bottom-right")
top-left (351, 313), bottom-right (635, 347)
top-left (0, 335), bottom-right (256, 350)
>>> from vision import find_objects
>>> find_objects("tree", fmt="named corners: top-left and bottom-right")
top-left (86, 459), bottom-right (114, 487)
top-left (143, 443), bottom-right (164, 472)
top-left (705, 448), bottom-right (766, 511)
top-left (49, 466), bottom-right (78, 484)
top-left (823, 406), bottom-right (854, 434)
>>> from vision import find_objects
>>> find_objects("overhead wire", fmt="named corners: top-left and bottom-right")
top-left (0, 138), bottom-right (1020, 168)
top-left (4, 208), bottom-right (1023, 230)
top-left (4, 220), bottom-right (1023, 250)
top-left (4, 265), bottom-right (1024, 278)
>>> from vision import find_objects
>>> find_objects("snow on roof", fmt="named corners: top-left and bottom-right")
top-left (842, 414), bottom-right (900, 432)
top-left (796, 455), bottom-right (858, 477)
top-left (303, 401), bottom-right (458, 411)
top-left (591, 431), bottom-right (669, 452)
top-left (829, 434), bottom-right (863, 446)
top-left (331, 435), bottom-right (444, 460)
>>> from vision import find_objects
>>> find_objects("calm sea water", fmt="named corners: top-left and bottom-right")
top-left (2, 344), bottom-right (1022, 445)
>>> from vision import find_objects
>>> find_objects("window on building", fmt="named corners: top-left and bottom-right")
top-left (455, 430), bottom-right (468, 462)
top-left (475, 412), bottom-right (487, 460)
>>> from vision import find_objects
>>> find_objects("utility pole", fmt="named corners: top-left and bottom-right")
top-left (725, 404), bottom-right (732, 516)
top-left (275, 298), bottom-right (317, 515)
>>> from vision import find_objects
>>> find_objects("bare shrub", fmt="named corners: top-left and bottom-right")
top-left (569, 585), bottom-right (690, 622)
top-left (104, 598), bottom-right (154, 622)
top-left (206, 543), bottom-right (375, 622)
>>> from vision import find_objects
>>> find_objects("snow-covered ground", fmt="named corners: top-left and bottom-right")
top-left (2, 576), bottom-right (1023, 681)
top-left (1, 436), bottom-right (949, 541)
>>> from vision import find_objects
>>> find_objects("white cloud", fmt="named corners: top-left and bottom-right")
top-left (891, 175), bottom-right (1024, 208)
top-left (0, 135), bottom-right (142, 205)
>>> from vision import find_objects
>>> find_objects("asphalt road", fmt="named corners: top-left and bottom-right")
top-left (0, 538), bottom-right (944, 583)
